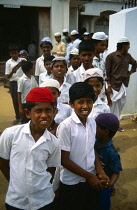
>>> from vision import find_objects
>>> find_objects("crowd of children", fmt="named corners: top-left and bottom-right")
top-left (2, 29), bottom-right (136, 209)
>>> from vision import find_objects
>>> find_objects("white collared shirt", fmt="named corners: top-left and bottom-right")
top-left (88, 96), bottom-right (110, 120)
top-left (54, 103), bottom-right (72, 124)
top-left (17, 74), bottom-right (38, 103)
top-left (35, 55), bottom-right (47, 76)
top-left (0, 122), bottom-right (61, 210)
top-left (66, 64), bottom-right (86, 85)
top-left (72, 38), bottom-right (81, 50)
top-left (39, 72), bottom-right (53, 86)
top-left (57, 111), bottom-right (96, 185)
top-left (5, 58), bottom-right (25, 81)
top-left (57, 76), bottom-right (71, 104)
top-left (92, 55), bottom-right (106, 78)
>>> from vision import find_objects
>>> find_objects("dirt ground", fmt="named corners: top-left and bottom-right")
top-left (0, 85), bottom-right (137, 210)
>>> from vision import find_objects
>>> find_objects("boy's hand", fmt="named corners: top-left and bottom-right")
top-left (87, 174), bottom-right (104, 191)
top-left (98, 173), bottom-right (110, 188)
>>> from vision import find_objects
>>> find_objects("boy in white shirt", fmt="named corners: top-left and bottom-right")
top-left (39, 55), bottom-right (55, 86)
top-left (5, 45), bottom-right (26, 125)
top-left (57, 82), bottom-right (109, 210)
top-left (40, 79), bottom-right (72, 124)
top-left (18, 61), bottom-right (38, 124)
top-left (0, 87), bottom-right (61, 210)
top-left (66, 40), bottom-right (95, 85)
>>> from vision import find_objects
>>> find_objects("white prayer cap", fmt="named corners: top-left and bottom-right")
top-left (70, 48), bottom-right (79, 55)
top-left (71, 30), bottom-right (79, 35)
top-left (40, 37), bottom-right (52, 45)
top-left (63, 29), bottom-right (68, 33)
top-left (40, 79), bottom-right (60, 90)
top-left (54, 32), bottom-right (61, 37)
top-left (83, 32), bottom-right (89, 36)
top-left (92, 32), bottom-right (107, 40)
top-left (117, 37), bottom-right (129, 43)
top-left (51, 56), bottom-right (67, 68)
top-left (52, 56), bottom-right (66, 61)
top-left (84, 68), bottom-right (103, 81)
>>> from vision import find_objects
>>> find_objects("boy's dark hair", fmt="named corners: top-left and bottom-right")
top-left (21, 61), bottom-right (33, 74)
top-left (25, 101), bottom-right (55, 111)
top-left (44, 55), bottom-right (55, 64)
top-left (69, 82), bottom-right (95, 103)
top-left (85, 77), bottom-right (104, 86)
top-left (91, 39), bottom-right (102, 45)
top-left (116, 42), bottom-right (129, 50)
top-left (99, 124), bottom-right (117, 138)
top-left (9, 44), bottom-right (19, 52)
top-left (69, 54), bottom-right (78, 61)
top-left (51, 59), bottom-right (67, 69)
top-left (79, 40), bottom-right (95, 54)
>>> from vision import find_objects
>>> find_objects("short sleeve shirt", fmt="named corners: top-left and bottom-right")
top-left (5, 58), bottom-right (24, 81)
top-left (35, 55), bottom-right (47, 76)
top-left (17, 74), bottom-right (38, 103)
top-left (57, 112), bottom-right (96, 185)
top-left (95, 140), bottom-right (122, 178)
top-left (0, 122), bottom-right (61, 209)
top-left (88, 97), bottom-right (110, 120)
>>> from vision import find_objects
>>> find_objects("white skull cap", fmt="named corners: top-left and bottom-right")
top-left (54, 32), bottom-right (61, 36)
top-left (84, 68), bottom-right (103, 81)
top-left (84, 32), bottom-right (89, 36)
top-left (71, 30), bottom-right (79, 35)
top-left (117, 37), bottom-right (129, 43)
top-left (92, 32), bottom-right (107, 40)
top-left (40, 79), bottom-right (60, 90)
top-left (63, 29), bottom-right (68, 33)
top-left (70, 48), bottom-right (79, 55)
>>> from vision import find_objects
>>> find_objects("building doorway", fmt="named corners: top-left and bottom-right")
top-left (0, 5), bottom-right (38, 61)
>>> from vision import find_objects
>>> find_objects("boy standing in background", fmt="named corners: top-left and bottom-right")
top-left (5, 45), bottom-right (26, 125)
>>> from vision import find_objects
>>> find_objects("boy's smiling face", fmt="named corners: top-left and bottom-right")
top-left (70, 97), bottom-right (93, 123)
top-left (26, 102), bottom-right (56, 131)
top-left (51, 61), bottom-right (67, 78)
top-left (79, 51), bottom-right (94, 69)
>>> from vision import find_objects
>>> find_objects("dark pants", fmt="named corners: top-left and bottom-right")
top-left (59, 181), bottom-right (98, 210)
top-left (6, 202), bottom-right (54, 210)
top-left (9, 81), bottom-right (20, 120)
top-left (97, 187), bottom-right (113, 210)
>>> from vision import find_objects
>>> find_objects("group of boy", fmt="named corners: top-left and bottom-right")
top-left (2, 31), bottom-right (136, 209)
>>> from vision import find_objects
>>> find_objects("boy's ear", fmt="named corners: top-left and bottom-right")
top-left (69, 102), bottom-right (74, 109)
top-left (24, 109), bottom-right (31, 119)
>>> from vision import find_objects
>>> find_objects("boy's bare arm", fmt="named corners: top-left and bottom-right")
top-left (47, 167), bottom-right (56, 183)
top-left (108, 173), bottom-right (119, 188)
top-left (18, 92), bottom-right (24, 115)
top-left (61, 150), bottom-right (103, 191)
top-left (95, 151), bottom-right (110, 185)
top-left (0, 157), bottom-right (10, 181)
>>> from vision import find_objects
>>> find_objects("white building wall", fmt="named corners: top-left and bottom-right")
top-left (108, 7), bottom-right (137, 117)
top-left (50, 0), bottom-right (70, 51)
top-left (81, 1), bottom-right (124, 16)
top-left (70, 7), bottom-right (79, 32)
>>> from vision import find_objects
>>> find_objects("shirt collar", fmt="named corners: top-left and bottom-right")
top-left (96, 139), bottom-right (113, 148)
top-left (93, 96), bottom-right (104, 106)
top-left (22, 121), bottom-right (51, 143)
top-left (79, 64), bottom-right (86, 75)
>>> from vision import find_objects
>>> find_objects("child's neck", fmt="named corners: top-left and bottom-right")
top-left (25, 72), bottom-right (31, 78)
top-left (83, 63), bottom-right (93, 70)
top-left (98, 138), bottom-right (111, 147)
top-left (54, 76), bottom-right (64, 86)
top-left (30, 122), bottom-right (45, 142)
